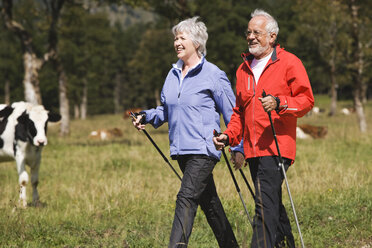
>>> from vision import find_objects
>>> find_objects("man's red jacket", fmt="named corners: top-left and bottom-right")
top-left (224, 45), bottom-right (314, 161)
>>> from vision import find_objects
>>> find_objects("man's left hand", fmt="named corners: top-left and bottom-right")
top-left (231, 151), bottom-right (246, 170)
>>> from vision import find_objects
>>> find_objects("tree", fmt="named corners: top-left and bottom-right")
top-left (45, 0), bottom-right (70, 135)
top-left (1, 0), bottom-right (44, 104)
top-left (347, 0), bottom-right (367, 132)
top-left (59, 2), bottom-right (90, 119)
top-left (110, 23), bottom-right (148, 113)
top-left (60, 3), bottom-right (122, 116)
top-left (193, 0), bottom-right (253, 86)
top-left (352, 0), bottom-right (372, 104)
top-left (0, 23), bottom-right (23, 103)
top-left (129, 25), bottom-right (174, 108)
top-left (292, 0), bottom-right (349, 116)
top-left (1, 0), bottom-right (70, 135)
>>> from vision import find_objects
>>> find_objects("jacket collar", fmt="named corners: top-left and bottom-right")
top-left (172, 56), bottom-right (205, 75)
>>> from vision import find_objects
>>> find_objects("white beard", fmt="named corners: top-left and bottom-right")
top-left (249, 43), bottom-right (270, 57)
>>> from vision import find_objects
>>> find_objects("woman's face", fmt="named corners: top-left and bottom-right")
top-left (174, 32), bottom-right (199, 61)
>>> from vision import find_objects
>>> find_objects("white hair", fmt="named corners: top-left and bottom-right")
top-left (251, 9), bottom-right (279, 36)
top-left (172, 16), bottom-right (208, 57)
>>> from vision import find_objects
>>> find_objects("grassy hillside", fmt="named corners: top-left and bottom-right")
top-left (0, 96), bottom-right (371, 247)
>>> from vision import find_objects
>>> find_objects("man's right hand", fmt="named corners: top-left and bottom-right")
top-left (213, 133), bottom-right (228, 150)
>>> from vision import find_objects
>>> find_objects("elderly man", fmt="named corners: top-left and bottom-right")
top-left (214, 9), bottom-right (314, 248)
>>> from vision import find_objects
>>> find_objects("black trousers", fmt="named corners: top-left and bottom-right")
top-left (248, 156), bottom-right (295, 248)
top-left (168, 154), bottom-right (239, 248)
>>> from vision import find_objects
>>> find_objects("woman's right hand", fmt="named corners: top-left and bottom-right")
top-left (132, 113), bottom-right (146, 130)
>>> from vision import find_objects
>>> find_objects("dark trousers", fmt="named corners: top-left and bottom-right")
top-left (248, 156), bottom-right (295, 248)
top-left (168, 155), bottom-right (239, 248)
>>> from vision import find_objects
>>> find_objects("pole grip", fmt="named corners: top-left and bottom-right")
top-left (213, 129), bottom-right (221, 137)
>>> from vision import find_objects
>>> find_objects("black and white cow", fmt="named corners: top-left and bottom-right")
top-left (0, 102), bottom-right (61, 207)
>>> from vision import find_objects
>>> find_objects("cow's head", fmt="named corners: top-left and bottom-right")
top-left (16, 105), bottom-right (61, 146)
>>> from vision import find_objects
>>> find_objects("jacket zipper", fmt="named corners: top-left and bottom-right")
top-left (177, 73), bottom-right (183, 155)
top-left (253, 60), bottom-right (273, 157)
top-left (243, 58), bottom-right (257, 157)
top-left (252, 75), bottom-right (257, 157)
top-left (242, 49), bottom-right (280, 158)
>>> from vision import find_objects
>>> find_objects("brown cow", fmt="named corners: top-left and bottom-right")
top-left (89, 128), bottom-right (123, 141)
top-left (297, 124), bottom-right (328, 139)
top-left (123, 108), bottom-right (142, 119)
top-left (340, 107), bottom-right (355, 115)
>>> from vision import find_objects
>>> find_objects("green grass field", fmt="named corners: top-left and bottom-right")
top-left (0, 95), bottom-right (371, 247)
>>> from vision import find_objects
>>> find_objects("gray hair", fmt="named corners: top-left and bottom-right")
top-left (172, 16), bottom-right (208, 57)
top-left (251, 9), bottom-right (279, 36)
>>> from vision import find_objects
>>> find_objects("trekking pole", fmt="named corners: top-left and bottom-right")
top-left (130, 111), bottom-right (182, 181)
top-left (239, 169), bottom-right (255, 200)
top-left (262, 90), bottom-right (305, 248)
top-left (213, 130), bottom-right (253, 226)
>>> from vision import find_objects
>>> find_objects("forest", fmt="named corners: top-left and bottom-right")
top-left (0, 0), bottom-right (371, 135)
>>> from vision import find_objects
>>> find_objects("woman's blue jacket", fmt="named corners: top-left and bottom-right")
top-left (143, 57), bottom-right (243, 161)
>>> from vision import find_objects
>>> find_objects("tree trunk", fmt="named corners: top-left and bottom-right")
top-left (58, 67), bottom-right (70, 135)
top-left (1, 0), bottom-right (43, 104)
top-left (354, 88), bottom-right (367, 132)
top-left (327, 5), bottom-right (338, 117)
top-left (361, 81), bottom-right (367, 104)
top-left (74, 103), bottom-right (80, 119)
top-left (47, 0), bottom-right (69, 135)
top-left (80, 78), bottom-right (87, 120)
top-left (349, 0), bottom-right (367, 133)
top-left (358, 48), bottom-right (367, 104)
top-left (23, 52), bottom-right (43, 104)
top-left (114, 74), bottom-right (121, 114)
top-left (154, 88), bottom-right (160, 106)
top-left (329, 59), bottom-right (338, 116)
top-left (4, 79), bottom-right (10, 105)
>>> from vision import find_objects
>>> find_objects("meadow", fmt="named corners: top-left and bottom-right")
top-left (0, 95), bottom-right (371, 248)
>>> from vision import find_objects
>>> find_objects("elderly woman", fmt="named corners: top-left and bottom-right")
top-left (133, 17), bottom-right (242, 248)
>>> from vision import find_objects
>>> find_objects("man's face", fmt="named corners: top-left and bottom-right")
top-left (246, 16), bottom-right (276, 59)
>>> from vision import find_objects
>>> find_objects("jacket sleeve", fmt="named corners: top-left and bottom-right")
top-left (212, 71), bottom-right (244, 151)
top-left (276, 56), bottom-right (314, 117)
top-left (143, 88), bottom-right (168, 128)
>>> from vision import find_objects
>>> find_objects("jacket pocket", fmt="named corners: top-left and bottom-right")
top-left (237, 88), bottom-right (254, 109)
